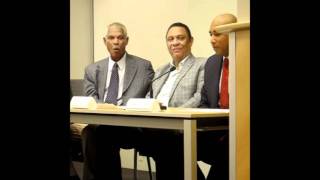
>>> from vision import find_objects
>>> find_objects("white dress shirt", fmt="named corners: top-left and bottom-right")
top-left (156, 55), bottom-right (189, 107)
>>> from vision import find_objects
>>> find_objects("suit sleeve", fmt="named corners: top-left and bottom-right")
top-left (146, 61), bottom-right (155, 83)
top-left (199, 85), bottom-right (209, 108)
top-left (144, 61), bottom-right (155, 98)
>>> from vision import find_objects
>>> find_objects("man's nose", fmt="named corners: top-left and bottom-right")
top-left (112, 38), bottom-right (120, 44)
top-left (172, 38), bottom-right (180, 45)
top-left (211, 36), bottom-right (217, 44)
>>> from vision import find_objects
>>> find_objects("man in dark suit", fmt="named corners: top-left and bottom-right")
top-left (81, 22), bottom-right (154, 180)
top-left (198, 13), bottom-right (238, 180)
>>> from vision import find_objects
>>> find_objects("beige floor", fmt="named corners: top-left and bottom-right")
top-left (72, 161), bottom-right (156, 180)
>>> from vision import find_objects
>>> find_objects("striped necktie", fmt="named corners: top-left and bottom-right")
top-left (105, 63), bottom-right (119, 105)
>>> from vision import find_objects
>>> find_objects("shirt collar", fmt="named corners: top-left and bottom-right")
top-left (109, 53), bottom-right (126, 71)
top-left (170, 54), bottom-right (190, 70)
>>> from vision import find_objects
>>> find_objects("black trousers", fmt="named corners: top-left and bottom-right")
top-left (142, 129), bottom-right (229, 180)
top-left (198, 130), bottom-right (229, 180)
top-left (81, 125), bottom-right (143, 180)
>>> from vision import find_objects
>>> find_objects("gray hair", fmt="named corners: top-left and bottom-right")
top-left (107, 22), bottom-right (128, 37)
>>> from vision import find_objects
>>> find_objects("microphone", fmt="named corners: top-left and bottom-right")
top-left (151, 66), bottom-right (176, 83)
top-left (149, 66), bottom-right (176, 98)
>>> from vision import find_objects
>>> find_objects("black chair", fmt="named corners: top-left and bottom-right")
top-left (70, 79), bottom-right (84, 97)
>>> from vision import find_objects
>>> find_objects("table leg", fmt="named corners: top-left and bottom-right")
top-left (184, 120), bottom-right (197, 180)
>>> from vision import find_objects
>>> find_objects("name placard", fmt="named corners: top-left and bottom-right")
top-left (70, 96), bottom-right (97, 109)
top-left (125, 98), bottom-right (161, 112)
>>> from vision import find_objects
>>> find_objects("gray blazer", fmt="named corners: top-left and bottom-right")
top-left (83, 53), bottom-right (155, 105)
top-left (152, 54), bottom-right (206, 108)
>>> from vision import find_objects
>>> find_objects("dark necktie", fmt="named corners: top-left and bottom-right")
top-left (105, 63), bottom-right (119, 105)
top-left (219, 58), bottom-right (229, 109)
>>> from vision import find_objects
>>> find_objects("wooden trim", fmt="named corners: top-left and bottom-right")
top-left (228, 32), bottom-right (237, 180)
top-left (228, 29), bottom-right (250, 180)
top-left (215, 21), bottom-right (250, 34)
top-left (71, 107), bottom-right (229, 118)
top-left (235, 30), bottom-right (250, 180)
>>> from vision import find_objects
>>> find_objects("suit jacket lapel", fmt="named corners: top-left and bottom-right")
top-left (214, 56), bottom-right (223, 87)
top-left (97, 58), bottom-right (108, 101)
top-left (123, 54), bottom-right (137, 94)
top-left (98, 58), bottom-right (109, 101)
top-left (208, 55), bottom-right (223, 107)
top-left (168, 55), bottom-right (195, 100)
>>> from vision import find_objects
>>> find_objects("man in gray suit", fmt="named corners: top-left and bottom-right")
top-left (81, 22), bottom-right (154, 180)
top-left (144, 22), bottom-right (206, 180)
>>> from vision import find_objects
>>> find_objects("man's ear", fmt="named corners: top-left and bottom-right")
top-left (190, 37), bottom-right (194, 45)
top-left (126, 37), bottom-right (129, 45)
top-left (103, 37), bottom-right (107, 45)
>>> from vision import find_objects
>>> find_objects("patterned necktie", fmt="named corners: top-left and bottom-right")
top-left (105, 63), bottom-right (119, 105)
top-left (219, 58), bottom-right (229, 109)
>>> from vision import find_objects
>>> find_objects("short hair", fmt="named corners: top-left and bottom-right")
top-left (107, 22), bottom-right (128, 37)
top-left (166, 22), bottom-right (192, 40)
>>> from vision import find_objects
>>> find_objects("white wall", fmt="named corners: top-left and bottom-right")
top-left (71, 0), bottom-right (241, 174)
top-left (93, 0), bottom-right (237, 172)
top-left (238, 0), bottom-right (250, 21)
top-left (93, 0), bottom-right (236, 69)
top-left (70, 0), bottom-right (93, 79)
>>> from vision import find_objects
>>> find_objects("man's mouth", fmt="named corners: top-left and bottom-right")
top-left (172, 48), bottom-right (181, 52)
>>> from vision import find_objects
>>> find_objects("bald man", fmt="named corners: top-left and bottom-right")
top-left (198, 13), bottom-right (237, 180)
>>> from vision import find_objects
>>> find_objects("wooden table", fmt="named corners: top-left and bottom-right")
top-left (70, 107), bottom-right (229, 180)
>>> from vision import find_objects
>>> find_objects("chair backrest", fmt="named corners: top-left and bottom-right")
top-left (70, 79), bottom-right (84, 97)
